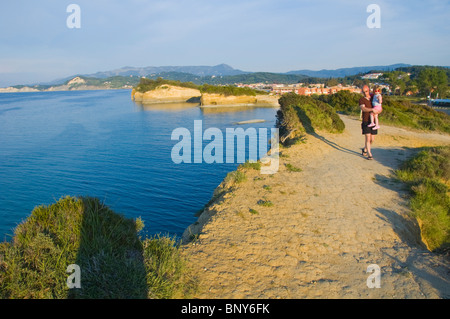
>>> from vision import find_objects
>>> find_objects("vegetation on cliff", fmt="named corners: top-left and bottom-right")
top-left (379, 98), bottom-right (450, 133)
top-left (199, 84), bottom-right (268, 96)
top-left (276, 93), bottom-right (345, 144)
top-left (134, 77), bottom-right (199, 93)
top-left (315, 90), bottom-right (362, 114)
top-left (133, 78), bottom-right (269, 98)
top-left (395, 146), bottom-right (450, 252)
top-left (0, 196), bottom-right (197, 299)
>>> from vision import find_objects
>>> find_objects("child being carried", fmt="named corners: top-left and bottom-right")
top-left (368, 85), bottom-right (382, 130)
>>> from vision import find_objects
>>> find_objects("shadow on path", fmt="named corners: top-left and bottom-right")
top-left (69, 197), bottom-right (148, 299)
top-left (310, 132), bottom-right (361, 157)
top-left (297, 108), bottom-right (362, 157)
top-left (374, 167), bottom-right (450, 298)
top-left (375, 208), bottom-right (450, 299)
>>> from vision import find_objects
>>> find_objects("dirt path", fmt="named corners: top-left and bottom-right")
top-left (182, 115), bottom-right (450, 299)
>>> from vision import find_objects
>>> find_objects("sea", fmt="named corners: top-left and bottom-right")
top-left (0, 89), bottom-right (279, 241)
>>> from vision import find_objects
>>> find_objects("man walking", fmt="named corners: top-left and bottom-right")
top-left (359, 85), bottom-right (377, 160)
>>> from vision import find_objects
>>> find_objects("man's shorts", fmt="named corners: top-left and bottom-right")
top-left (361, 122), bottom-right (378, 135)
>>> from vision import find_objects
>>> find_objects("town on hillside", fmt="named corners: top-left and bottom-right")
top-left (235, 72), bottom-right (395, 96)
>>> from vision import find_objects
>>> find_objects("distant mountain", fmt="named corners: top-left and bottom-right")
top-left (8, 63), bottom-right (435, 89)
top-left (143, 71), bottom-right (311, 85)
top-left (286, 63), bottom-right (412, 78)
top-left (43, 63), bottom-right (416, 87)
top-left (37, 64), bottom-right (248, 86)
top-left (87, 63), bottom-right (248, 78)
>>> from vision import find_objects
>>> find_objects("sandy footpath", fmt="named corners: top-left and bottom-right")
top-left (181, 115), bottom-right (450, 299)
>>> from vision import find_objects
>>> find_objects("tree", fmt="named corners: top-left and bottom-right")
top-left (353, 78), bottom-right (368, 89)
top-left (325, 78), bottom-right (339, 87)
top-left (405, 79), bottom-right (418, 95)
top-left (417, 68), bottom-right (448, 98)
top-left (383, 71), bottom-right (409, 95)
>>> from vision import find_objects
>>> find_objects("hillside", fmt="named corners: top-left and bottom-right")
top-left (83, 63), bottom-right (414, 81)
top-left (3, 64), bottom-right (449, 93)
top-left (0, 76), bottom-right (140, 93)
top-left (83, 63), bottom-right (248, 79)
top-left (287, 63), bottom-right (412, 78)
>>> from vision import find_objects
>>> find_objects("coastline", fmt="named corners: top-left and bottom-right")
top-left (181, 114), bottom-right (450, 299)
top-left (0, 86), bottom-right (132, 93)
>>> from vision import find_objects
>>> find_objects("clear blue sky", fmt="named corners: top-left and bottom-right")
top-left (0, 0), bottom-right (449, 86)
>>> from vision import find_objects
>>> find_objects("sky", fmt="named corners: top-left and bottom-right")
top-left (0, 0), bottom-right (449, 87)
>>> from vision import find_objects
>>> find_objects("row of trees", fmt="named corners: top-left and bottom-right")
top-left (327, 66), bottom-right (448, 98)
top-left (381, 67), bottom-right (448, 98)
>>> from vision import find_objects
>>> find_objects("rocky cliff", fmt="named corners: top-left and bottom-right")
top-left (131, 85), bottom-right (201, 104)
top-left (200, 93), bottom-right (257, 106)
top-left (131, 86), bottom-right (279, 107)
top-left (200, 93), bottom-right (279, 107)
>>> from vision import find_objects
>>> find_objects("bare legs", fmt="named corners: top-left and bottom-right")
top-left (368, 109), bottom-right (381, 130)
top-left (364, 133), bottom-right (374, 159)
top-left (368, 113), bottom-right (379, 128)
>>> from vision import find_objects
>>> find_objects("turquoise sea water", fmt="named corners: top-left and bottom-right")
top-left (0, 89), bottom-right (279, 240)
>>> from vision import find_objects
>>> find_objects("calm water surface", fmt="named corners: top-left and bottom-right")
top-left (0, 90), bottom-right (279, 240)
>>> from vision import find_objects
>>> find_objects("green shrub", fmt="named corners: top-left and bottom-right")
top-left (224, 170), bottom-right (247, 185)
top-left (395, 146), bottom-right (450, 252)
top-left (285, 163), bottom-right (302, 172)
top-left (0, 196), bottom-right (196, 299)
top-left (276, 93), bottom-right (345, 144)
top-left (240, 160), bottom-right (261, 170)
top-left (317, 90), bottom-right (361, 115)
top-left (134, 77), bottom-right (199, 93)
top-left (257, 199), bottom-right (274, 207)
top-left (199, 84), bottom-right (268, 96)
top-left (143, 235), bottom-right (196, 298)
top-left (373, 96), bottom-right (449, 133)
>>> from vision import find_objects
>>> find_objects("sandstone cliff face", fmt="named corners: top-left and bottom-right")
top-left (0, 87), bottom-right (40, 93)
top-left (131, 85), bottom-right (201, 104)
top-left (254, 94), bottom-right (280, 106)
top-left (200, 93), bottom-right (279, 107)
top-left (131, 86), bottom-right (279, 107)
top-left (200, 93), bottom-right (257, 106)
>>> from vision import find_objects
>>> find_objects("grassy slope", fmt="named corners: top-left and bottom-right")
top-left (395, 146), bottom-right (450, 252)
top-left (0, 196), bottom-right (197, 299)
top-left (319, 91), bottom-right (450, 134)
top-left (276, 93), bottom-right (345, 145)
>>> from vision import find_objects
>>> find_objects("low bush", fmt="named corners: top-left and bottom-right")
top-left (395, 146), bottom-right (450, 252)
top-left (200, 84), bottom-right (268, 96)
top-left (276, 93), bottom-right (345, 145)
top-left (134, 77), bottom-right (199, 93)
top-left (0, 196), bottom-right (197, 299)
